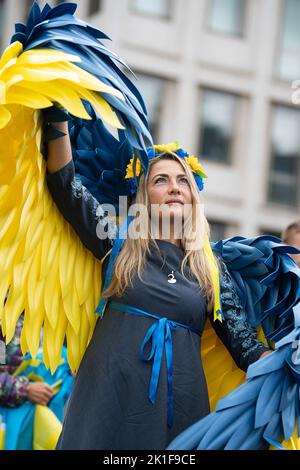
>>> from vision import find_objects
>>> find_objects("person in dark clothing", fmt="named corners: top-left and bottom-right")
top-left (0, 296), bottom-right (53, 409)
top-left (46, 121), bottom-right (270, 450)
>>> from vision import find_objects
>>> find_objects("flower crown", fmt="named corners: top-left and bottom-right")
top-left (125, 142), bottom-right (207, 196)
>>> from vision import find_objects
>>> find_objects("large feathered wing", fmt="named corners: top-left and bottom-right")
top-left (0, 2), bottom-right (151, 373)
top-left (169, 236), bottom-right (300, 449)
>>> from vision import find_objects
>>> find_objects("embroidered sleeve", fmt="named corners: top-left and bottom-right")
top-left (46, 160), bottom-right (116, 260)
top-left (0, 317), bottom-right (29, 407)
top-left (209, 260), bottom-right (270, 372)
top-left (0, 373), bottom-right (29, 407)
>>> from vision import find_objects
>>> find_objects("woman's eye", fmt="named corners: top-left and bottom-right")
top-left (179, 177), bottom-right (189, 184)
top-left (155, 177), bottom-right (166, 183)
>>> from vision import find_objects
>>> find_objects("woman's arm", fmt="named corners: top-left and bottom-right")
top-left (46, 122), bottom-right (116, 260)
top-left (46, 121), bottom-right (72, 173)
top-left (209, 261), bottom-right (271, 372)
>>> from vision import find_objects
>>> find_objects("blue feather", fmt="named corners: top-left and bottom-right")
top-left (167, 413), bottom-right (219, 450)
top-left (198, 403), bottom-right (254, 450)
top-left (263, 413), bottom-right (284, 442)
top-left (254, 369), bottom-right (285, 427)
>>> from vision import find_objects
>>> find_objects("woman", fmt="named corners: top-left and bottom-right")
top-left (45, 121), bottom-right (270, 450)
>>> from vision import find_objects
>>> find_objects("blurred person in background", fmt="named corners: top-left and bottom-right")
top-left (0, 316), bottom-right (54, 409)
top-left (282, 221), bottom-right (300, 268)
top-left (0, 296), bottom-right (74, 450)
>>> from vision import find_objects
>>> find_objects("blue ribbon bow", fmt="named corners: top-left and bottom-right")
top-left (110, 302), bottom-right (200, 428)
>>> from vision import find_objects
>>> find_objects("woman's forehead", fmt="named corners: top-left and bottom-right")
top-left (149, 158), bottom-right (185, 175)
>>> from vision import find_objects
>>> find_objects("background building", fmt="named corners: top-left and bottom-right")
top-left (1, 0), bottom-right (299, 240)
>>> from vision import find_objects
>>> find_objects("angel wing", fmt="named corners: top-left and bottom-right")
top-left (169, 236), bottom-right (300, 449)
top-left (0, 2), bottom-right (151, 373)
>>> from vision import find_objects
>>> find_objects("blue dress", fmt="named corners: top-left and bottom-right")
top-left (47, 161), bottom-right (268, 450)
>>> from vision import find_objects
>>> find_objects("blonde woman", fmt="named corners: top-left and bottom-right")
top-left (46, 121), bottom-right (269, 450)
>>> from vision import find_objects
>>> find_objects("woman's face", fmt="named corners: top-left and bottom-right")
top-left (147, 158), bottom-right (193, 217)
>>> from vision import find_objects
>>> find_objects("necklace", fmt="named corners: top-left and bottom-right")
top-left (161, 258), bottom-right (178, 284)
top-left (168, 270), bottom-right (177, 284)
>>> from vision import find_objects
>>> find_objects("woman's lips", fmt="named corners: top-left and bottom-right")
top-left (166, 200), bottom-right (184, 205)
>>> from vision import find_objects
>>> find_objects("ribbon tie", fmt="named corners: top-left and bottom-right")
top-left (140, 316), bottom-right (177, 428)
top-left (109, 302), bottom-right (200, 428)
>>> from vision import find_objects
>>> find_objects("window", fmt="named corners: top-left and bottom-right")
top-left (199, 89), bottom-right (238, 164)
top-left (131, 0), bottom-right (172, 19)
top-left (89, 0), bottom-right (102, 16)
top-left (276, 0), bottom-right (300, 81)
top-left (267, 105), bottom-right (300, 207)
top-left (135, 73), bottom-right (166, 143)
top-left (207, 0), bottom-right (246, 36)
top-left (209, 221), bottom-right (227, 242)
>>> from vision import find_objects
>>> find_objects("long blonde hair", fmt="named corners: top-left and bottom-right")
top-left (103, 153), bottom-right (215, 310)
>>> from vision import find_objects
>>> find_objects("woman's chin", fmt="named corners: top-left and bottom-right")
top-left (167, 205), bottom-right (184, 216)
top-left (167, 203), bottom-right (184, 210)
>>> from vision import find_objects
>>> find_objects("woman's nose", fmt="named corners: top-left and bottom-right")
top-left (168, 179), bottom-right (180, 193)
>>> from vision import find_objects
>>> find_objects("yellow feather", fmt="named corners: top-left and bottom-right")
top-left (71, 85), bottom-right (124, 129)
top-left (2, 65), bottom-right (80, 84)
top-left (63, 286), bottom-right (81, 335)
top-left (23, 310), bottom-right (43, 359)
top-left (39, 220), bottom-right (56, 275)
top-left (62, 61), bottom-right (124, 98)
top-left (0, 242), bottom-right (19, 273)
top-left (0, 157), bottom-right (16, 185)
top-left (16, 49), bottom-right (81, 66)
top-left (0, 41), bottom-right (23, 70)
top-left (6, 86), bottom-right (53, 109)
top-left (42, 335), bottom-right (50, 370)
top-left (20, 330), bottom-right (29, 359)
top-left (43, 254), bottom-right (59, 325)
top-left (58, 233), bottom-right (72, 299)
top-left (13, 80), bottom-right (92, 118)
top-left (0, 269), bottom-right (11, 322)
top-left (0, 106), bottom-right (11, 129)
top-left (3, 288), bottom-right (25, 343)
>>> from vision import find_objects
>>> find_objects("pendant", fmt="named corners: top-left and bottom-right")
top-left (168, 271), bottom-right (177, 284)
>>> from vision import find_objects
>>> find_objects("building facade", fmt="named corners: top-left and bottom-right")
top-left (1, 0), bottom-right (299, 240)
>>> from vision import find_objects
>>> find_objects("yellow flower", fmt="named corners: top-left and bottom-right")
top-left (184, 155), bottom-right (207, 178)
top-left (153, 142), bottom-right (180, 154)
top-left (125, 157), bottom-right (141, 179)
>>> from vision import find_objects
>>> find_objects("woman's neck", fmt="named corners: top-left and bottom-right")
top-left (157, 236), bottom-right (182, 248)
top-left (152, 219), bottom-right (183, 248)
